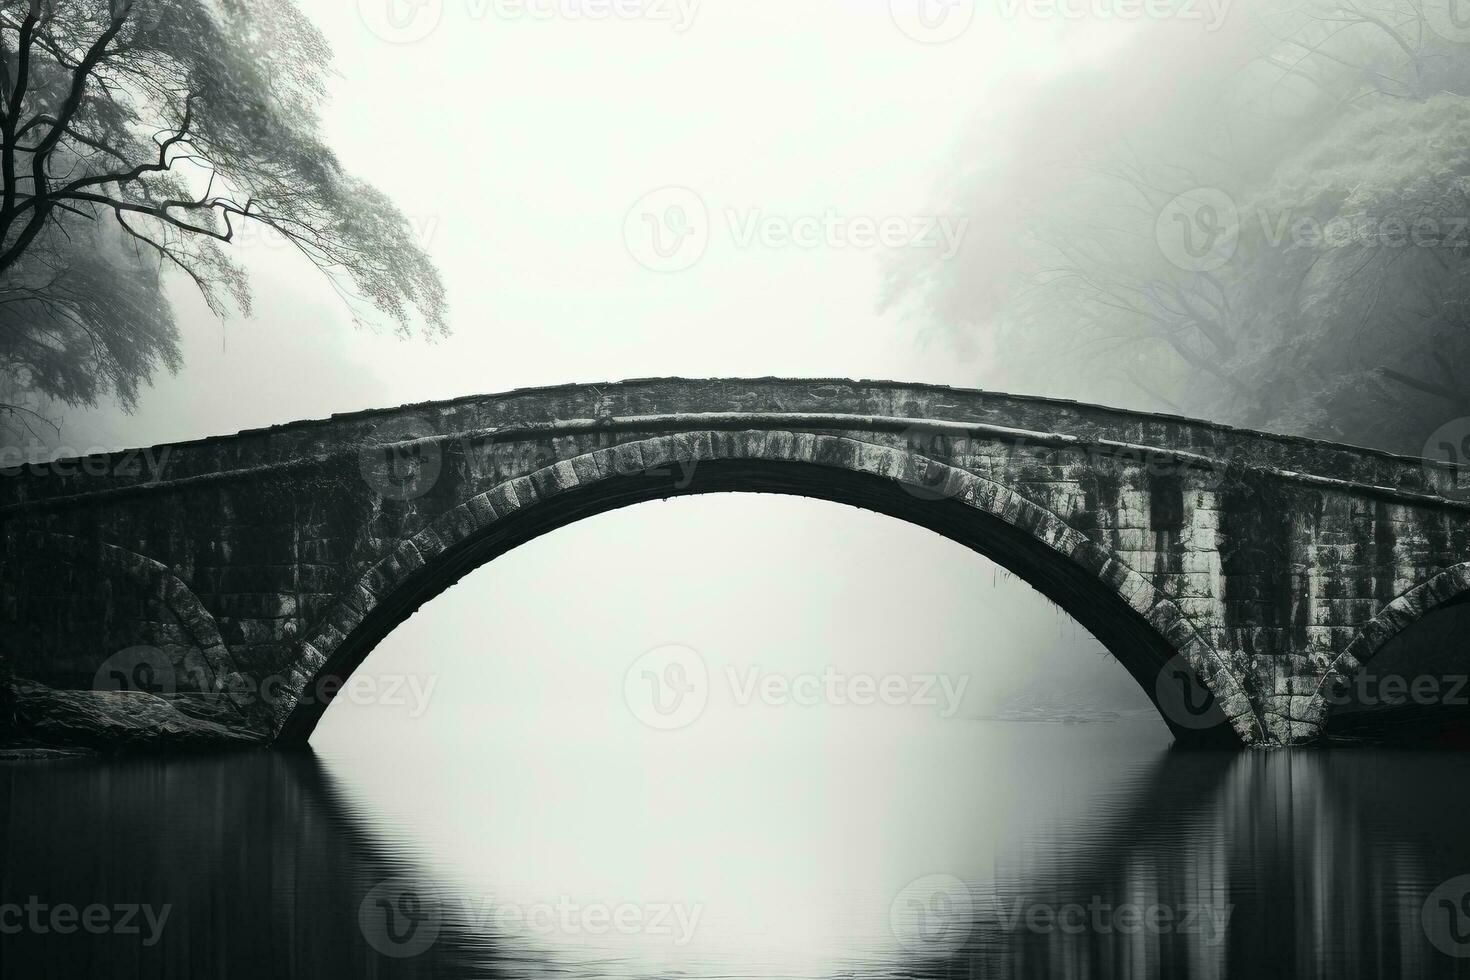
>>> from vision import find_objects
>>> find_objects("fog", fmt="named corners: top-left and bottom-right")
top-left (10, 4), bottom-right (1470, 976)
top-left (34, 2), bottom-right (1319, 736)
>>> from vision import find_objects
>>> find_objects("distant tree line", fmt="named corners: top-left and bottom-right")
top-left (885, 0), bottom-right (1470, 456)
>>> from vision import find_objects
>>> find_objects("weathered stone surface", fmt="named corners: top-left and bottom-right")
top-left (1, 377), bottom-right (1467, 750)
top-left (8, 681), bottom-right (259, 751)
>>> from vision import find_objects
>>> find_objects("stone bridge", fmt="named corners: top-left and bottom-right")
top-left (1, 378), bottom-right (1468, 751)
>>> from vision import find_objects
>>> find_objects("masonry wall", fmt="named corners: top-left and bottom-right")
top-left (1, 379), bottom-right (1466, 750)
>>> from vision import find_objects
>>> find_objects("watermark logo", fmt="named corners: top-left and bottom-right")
top-left (299, 672), bottom-right (441, 718)
top-left (89, 646), bottom-right (438, 716)
top-left (1326, 672), bottom-right (1470, 709)
top-left (1422, 417), bottom-right (1470, 501)
top-left (360, 0), bottom-right (697, 39)
top-left (462, 435), bottom-right (701, 489)
top-left (357, 879), bottom-right (704, 956)
top-left (93, 646), bottom-right (176, 697)
top-left (623, 190), bottom-right (968, 271)
top-left (1424, 875), bottom-right (1470, 957)
top-left (726, 665), bottom-right (969, 716)
top-left (1256, 210), bottom-right (1470, 251)
top-left (461, 895), bottom-right (703, 943)
top-left (109, 0), bottom-right (170, 34)
top-left (1153, 655), bottom-right (1229, 732)
top-left (624, 187), bottom-right (710, 272)
top-left (724, 209), bottom-right (968, 258)
top-left (897, 426), bottom-right (976, 501)
top-left (1425, 0), bottom-right (1470, 43)
top-left (1156, 187), bottom-right (1239, 272)
top-left (890, 873), bottom-right (974, 956)
top-left (889, 428), bottom-right (1235, 503)
top-left (360, 877), bottom-right (443, 958)
top-left (624, 644), bottom-right (709, 729)
top-left (995, 0), bottom-right (1230, 30)
top-left (496, 0), bottom-right (700, 29)
top-left (889, 0), bottom-right (975, 42)
top-left (0, 898), bottom-right (171, 947)
top-left (1157, 193), bottom-right (1470, 274)
top-left (359, 0), bottom-right (444, 43)
top-left (359, 415), bottom-right (444, 501)
top-left (622, 646), bottom-right (971, 729)
top-left (992, 895), bottom-right (1232, 941)
top-left (0, 443), bottom-right (171, 482)
top-left (1201, 442), bottom-right (1273, 493)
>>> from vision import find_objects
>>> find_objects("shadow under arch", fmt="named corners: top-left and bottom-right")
top-left (1314, 561), bottom-right (1470, 737)
top-left (275, 431), bottom-right (1259, 746)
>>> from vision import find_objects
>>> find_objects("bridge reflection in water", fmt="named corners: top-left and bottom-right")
top-left (4, 735), bottom-right (1470, 979)
top-left (928, 750), bottom-right (1470, 979)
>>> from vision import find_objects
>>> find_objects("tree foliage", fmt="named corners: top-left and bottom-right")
top-left (885, 0), bottom-right (1470, 454)
top-left (0, 0), bottom-right (448, 430)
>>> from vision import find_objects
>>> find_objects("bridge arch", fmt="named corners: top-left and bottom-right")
top-left (275, 430), bottom-right (1261, 746)
top-left (1312, 561), bottom-right (1470, 727)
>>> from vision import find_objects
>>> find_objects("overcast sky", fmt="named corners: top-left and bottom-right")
top-left (58, 1), bottom-right (1159, 741)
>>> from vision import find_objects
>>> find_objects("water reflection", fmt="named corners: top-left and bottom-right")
top-left (916, 749), bottom-right (1470, 979)
top-left (0, 752), bottom-right (492, 978)
top-left (4, 728), bottom-right (1470, 978)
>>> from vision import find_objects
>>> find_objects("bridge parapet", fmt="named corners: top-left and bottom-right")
top-left (1, 378), bottom-right (1463, 509)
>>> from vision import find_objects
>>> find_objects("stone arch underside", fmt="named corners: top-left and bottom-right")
top-left (275, 431), bottom-right (1263, 746)
top-left (1310, 561), bottom-right (1470, 727)
top-left (6, 531), bottom-right (243, 691)
top-left (0, 532), bottom-right (257, 748)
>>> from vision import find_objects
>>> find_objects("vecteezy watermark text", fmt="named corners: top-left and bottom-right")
top-left (1423, 874), bottom-right (1470, 957)
top-left (724, 208), bottom-right (969, 258)
top-left (1157, 186), bottom-right (1470, 273)
top-left (624, 187), bottom-right (970, 273)
top-left (0, 898), bottom-right (171, 947)
top-left (991, 895), bottom-right (1232, 942)
top-left (1422, 417), bottom-right (1470, 500)
top-left (358, 0), bottom-right (699, 43)
top-left (623, 644), bottom-right (970, 730)
top-left (893, 424), bottom-right (1258, 503)
top-left (357, 413), bottom-right (703, 501)
top-left (725, 664), bottom-right (969, 716)
top-left (887, 874), bottom-right (1233, 959)
top-left (1325, 672), bottom-right (1470, 709)
top-left (0, 443), bottom-right (171, 482)
top-left (358, 877), bottom-right (702, 958)
top-left (997, 0), bottom-right (1230, 30)
top-left (93, 646), bottom-right (439, 718)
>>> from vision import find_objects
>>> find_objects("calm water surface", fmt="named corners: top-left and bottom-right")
top-left (5, 719), bottom-right (1470, 978)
